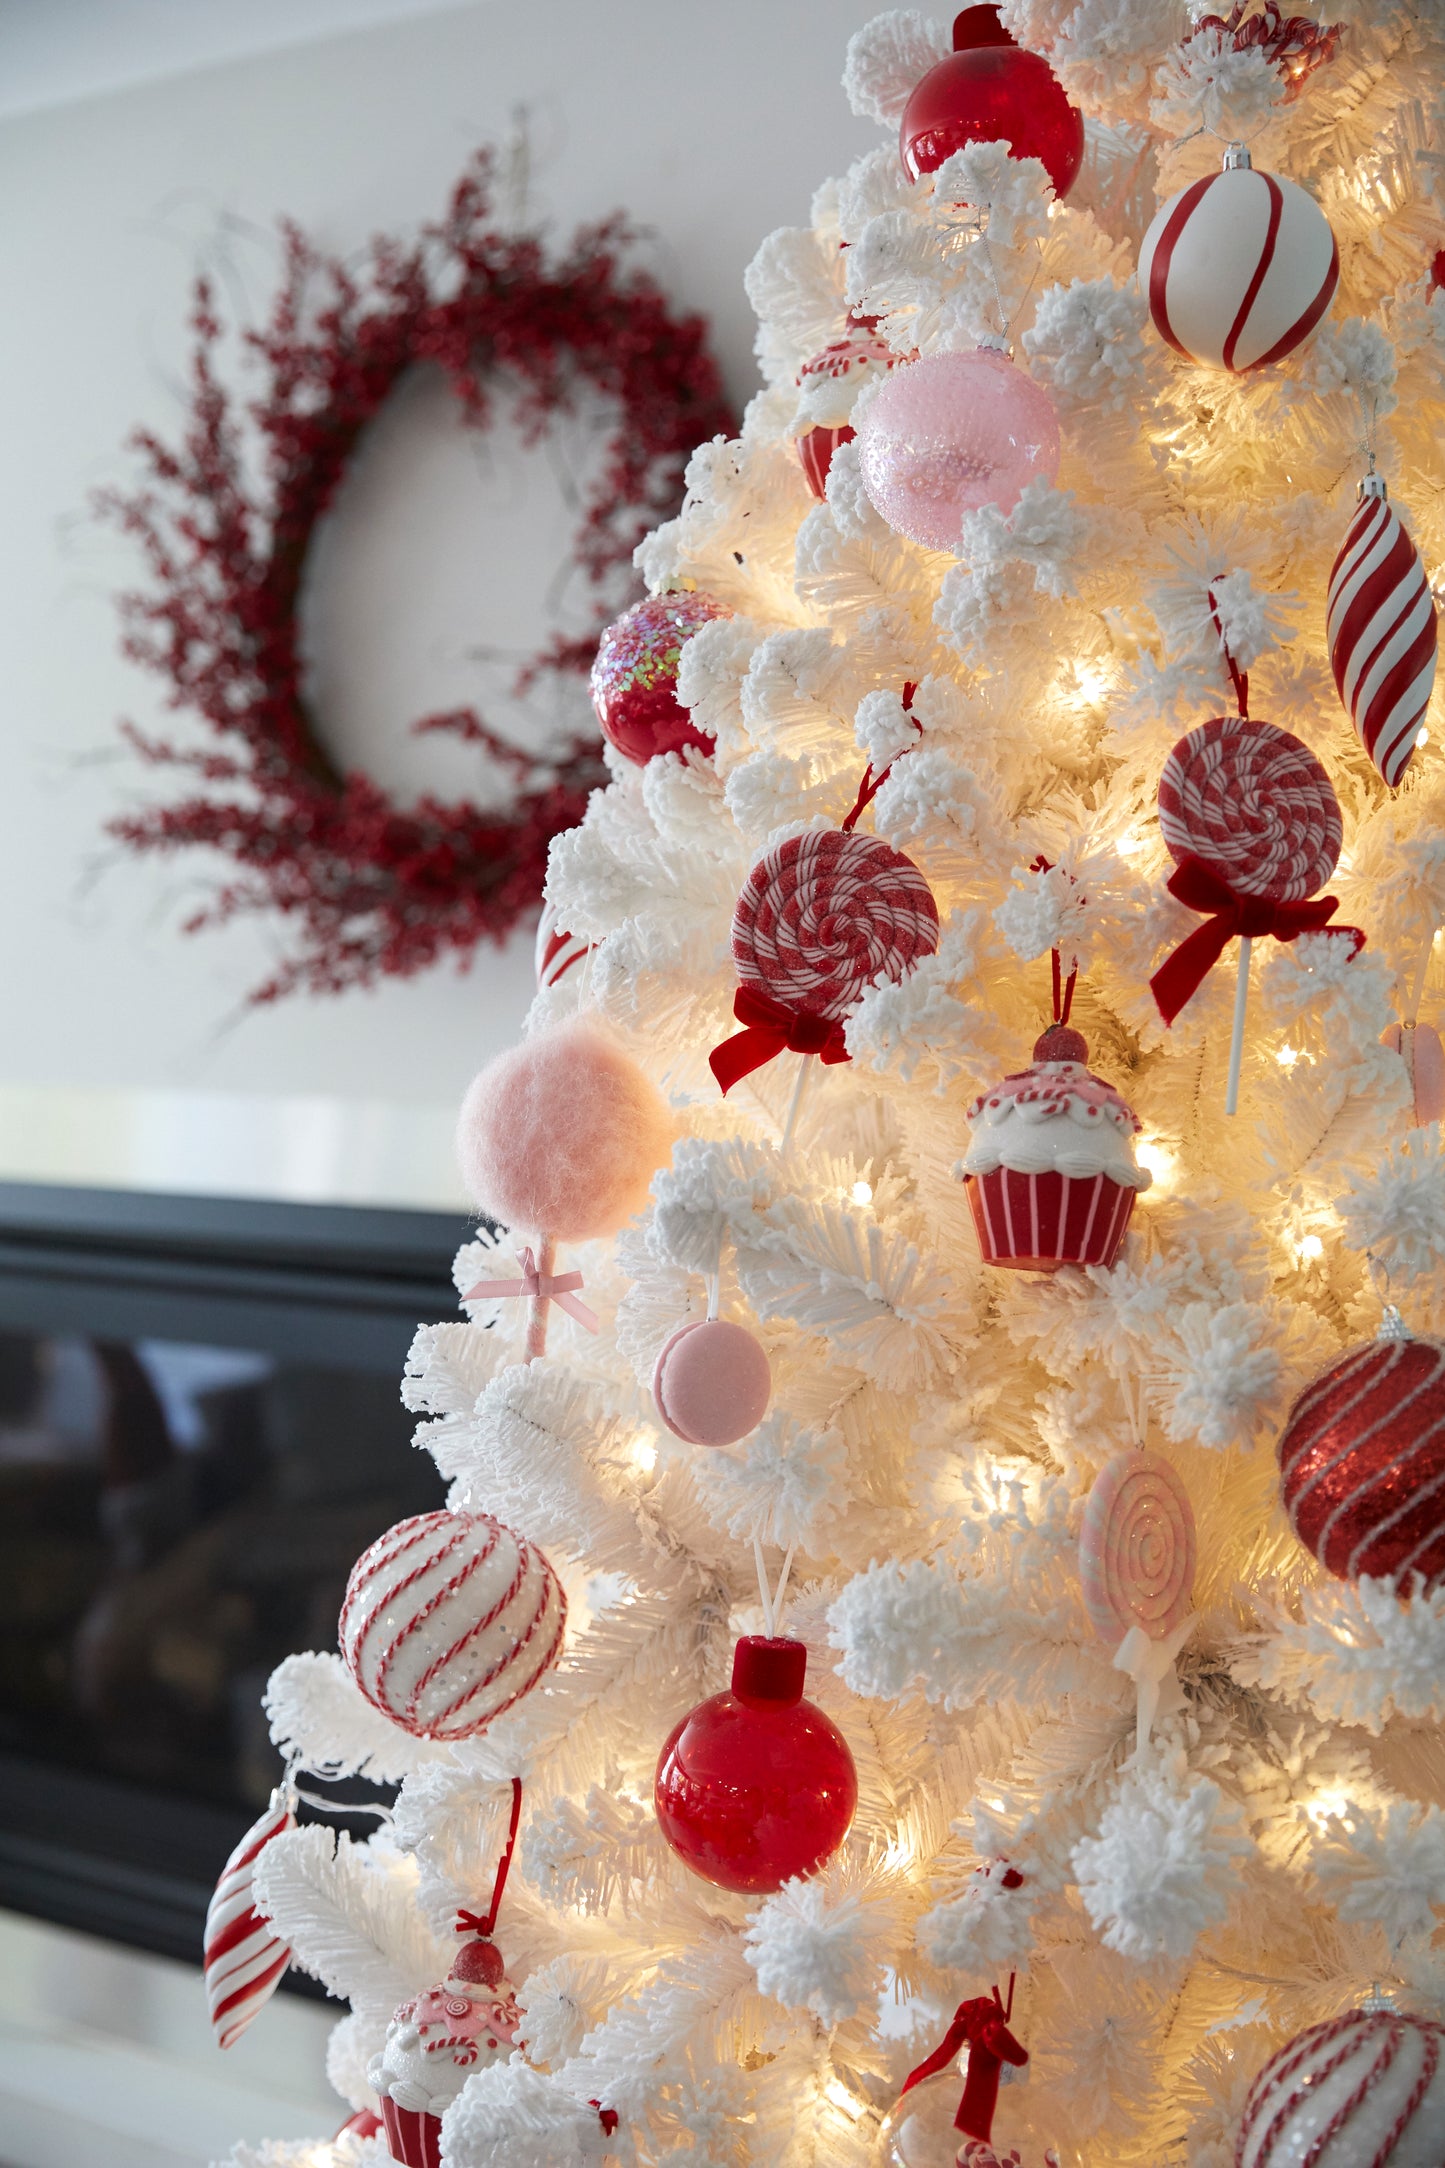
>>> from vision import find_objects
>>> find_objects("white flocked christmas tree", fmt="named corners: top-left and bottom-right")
top-left (227, 4), bottom-right (1445, 2164)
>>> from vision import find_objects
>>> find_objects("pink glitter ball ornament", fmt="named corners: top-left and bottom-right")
top-left (856, 349), bottom-right (1059, 551)
top-left (590, 591), bottom-right (730, 765)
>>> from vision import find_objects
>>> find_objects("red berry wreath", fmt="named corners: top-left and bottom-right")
top-left (98, 154), bottom-right (732, 1001)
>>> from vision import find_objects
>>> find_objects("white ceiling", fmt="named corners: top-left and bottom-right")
top-left (0, 0), bottom-right (472, 119)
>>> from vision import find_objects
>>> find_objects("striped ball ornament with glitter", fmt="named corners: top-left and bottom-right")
top-left (203, 1789), bottom-right (295, 2048)
top-left (340, 1509), bottom-right (566, 1739)
top-left (1137, 144), bottom-right (1338, 373)
top-left (1277, 1326), bottom-right (1445, 1587)
top-left (1327, 476), bottom-right (1439, 787)
top-left (1235, 2006), bottom-right (1445, 2167)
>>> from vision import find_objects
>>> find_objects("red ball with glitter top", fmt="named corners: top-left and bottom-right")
top-left (654, 1637), bottom-right (857, 1893)
top-left (590, 592), bottom-right (730, 765)
top-left (1277, 1324), bottom-right (1445, 1587)
top-left (899, 6), bottom-right (1084, 200)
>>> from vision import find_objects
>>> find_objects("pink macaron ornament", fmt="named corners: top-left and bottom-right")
top-left (653, 1316), bottom-right (773, 1448)
top-left (457, 1020), bottom-right (675, 1361)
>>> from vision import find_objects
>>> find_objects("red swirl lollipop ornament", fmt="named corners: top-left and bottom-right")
top-left (1151, 715), bottom-right (1362, 1113)
top-left (710, 824), bottom-right (939, 1147)
top-left (1079, 1449), bottom-right (1197, 1751)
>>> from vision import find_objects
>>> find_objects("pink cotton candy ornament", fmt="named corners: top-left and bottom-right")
top-left (653, 1319), bottom-right (773, 1447)
top-left (457, 1021), bottom-right (673, 1243)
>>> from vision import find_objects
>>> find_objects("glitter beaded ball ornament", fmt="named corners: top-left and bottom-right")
top-left (1277, 1317), bottom-right (1445, 1587)
top-left (960, 1023), bottom-right (1152, 1271)
top-left (203, 1788), bottom-right (295, 2048)
top-left (858, 349), bottom-right (1060, 549)
top-left (1327, 474), bottom-right (1439, 787)
top-left (653, 1317), bottom-right (772, 1447)
top-left (589, 591), bottom-right (730, 765)
top-left (794, 331), bottom-right (901, 499)
top-left (340, 1509), bottom-right (566, 1740)
top-left (899, 3), bottom-right (1084, 201)
top-left (654, 1635), bottom-right (856, 1893)
top-left (1138, 143), bottom-right (1339, 373)
top-left (1235, 2006), bottom-right (1445, 2168)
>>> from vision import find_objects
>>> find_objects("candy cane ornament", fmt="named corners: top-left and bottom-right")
top-left (203, 1786), bottom-right (296, 2048)
top-left (1326, 473), bottom-right (1438, 787)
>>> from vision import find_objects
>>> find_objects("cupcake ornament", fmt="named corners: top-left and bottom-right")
top-left (370, 1939), bottom-right (522, 2168)
top-left (961, 997), bottom-right (1151, 1273)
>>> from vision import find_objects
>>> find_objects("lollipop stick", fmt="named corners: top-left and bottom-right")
top-left (1225, 939), bottom-right (1251, 1117)
top-left (780, 1053), bottom-right (812, 1158)
top-left (525, 1234), bottom-right (556, 1364)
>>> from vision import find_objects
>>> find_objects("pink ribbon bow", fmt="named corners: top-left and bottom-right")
top-left (464, 1247), bottom-right (598, 1333)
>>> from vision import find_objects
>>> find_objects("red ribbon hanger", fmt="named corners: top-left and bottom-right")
top-left (900, 1978), bottom-right (1028, 2142)
top-left (1150, 855), bottom-right (1364, 1025)
top-left (455, 1776), bottom-right (524, 1944)
top-left (708, 986), bottom-right (852, 1095)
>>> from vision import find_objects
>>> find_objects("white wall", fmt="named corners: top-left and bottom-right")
top-left (0, 0), bottom-right (876, 1203)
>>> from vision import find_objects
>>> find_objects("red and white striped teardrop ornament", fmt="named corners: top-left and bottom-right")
top-left (1137, 142), bottom-right (1338, 373)
top-left (534, 898), bottom-right (591, 990)
top-left (203, 1787), bottom-right (296, 2048)
top-left (1327, 473), bottom-right (1438, 787)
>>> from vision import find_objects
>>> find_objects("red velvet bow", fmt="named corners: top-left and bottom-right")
top-left (1150, 855), bottom-right (1365, 1027)
top-left (900, 1989), bottom-right (1029, 2142)
top-left (709, 986), bottom-right (852, 1095)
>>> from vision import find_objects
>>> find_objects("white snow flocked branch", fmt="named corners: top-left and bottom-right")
top-left (1234, 1575), bottom-right (1445, 1731)
top-left (846, 910), bottom-right (995, 1088)
top-left (917, 1856), bottom-right (1038, 1977)
top-left (1337, 1127), bottom-right (1445, 1285)
top-left (1023, 277), bottom-right (1155, 418)
top-left (744, 1863), bottom-right (901, 2025)
top-left (251, 1825), bottom-right (449, 2024)
top-left (521, 1785), bottom-right (660, 1916)
top-left (690, 1411), bottom-right (848, 1552)
top-left (828, 1555), bottom-right (1103, 1711)
top-left (1310, 1801), bottom-right (1445, 1946)
top-left (442, 2062), bottom-right (617, 2168)
top-left (265, 1651), bottom-right (440, 1786)
top-left (843, 11), bottom-right (950, 125)
top-left (1071, 1757), bottom-right (1254, 1964)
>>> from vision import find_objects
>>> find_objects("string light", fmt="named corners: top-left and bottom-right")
top-left (1277, 1043), bottom-right (1301, 1069)
top-left (630, 1436), bottom-right (658, 1476)
top-left (1294, 1233), bottom-right (1325, 1264)
top-left (851, 1180), bottom-right (874, 1205)
top-left (1305, 1789), bottom-right (1355, 1829)
top-left (1136, 1137), bottom-right (1176, 1189)
top-left (825, 2081), bottom-right (866, 2121)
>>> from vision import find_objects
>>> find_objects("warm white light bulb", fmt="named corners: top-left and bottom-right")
top-left (851, 1180), bottom-right (873, 1205)
top-left (1296, 1233), bottom-right (1325, 1263)
top-left (1277, 1043), bottom-right (1300, 1069)
top-left (1135, 1138), bottom-right (1175, 1189)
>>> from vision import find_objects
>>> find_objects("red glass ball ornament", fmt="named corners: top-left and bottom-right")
top-left (654, 1636), bottom-right (857, 1893)
top-left (589, 591), bottom-right (729, 765)
top-left (1278, 1322), bottom-right (1445, 1585)
top-left (900, 6), bottom-right (1084, 202)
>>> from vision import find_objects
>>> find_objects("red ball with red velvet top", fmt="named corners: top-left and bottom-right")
top-left (654, 1637), bottom-right (857, 1893)
top-left (589, 591), bottom-right (730, 765)
top-left (900, 6), bottom-right (1084, 201)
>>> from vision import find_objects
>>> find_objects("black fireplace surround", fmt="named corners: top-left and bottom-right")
top-left (0, 1180), bottom-right (466, 1989)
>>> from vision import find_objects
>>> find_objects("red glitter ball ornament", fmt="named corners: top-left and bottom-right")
top-left (589, 592), bottom-right (730, 765)
top-left (900, 6), bottom-right (1084, 201)
top-left (654, 1636), bottom-right (857, 1894)
top-left (1277, 1320), bottom-right (1445, 1586)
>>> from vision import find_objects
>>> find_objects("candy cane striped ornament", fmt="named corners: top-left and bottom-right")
top-left (1326, 474), bottom-right (1438, 787)
top-left (534, 899), bottom-right (591, 990)
top-left (732, 828), bottom-right (939, 1019)
top-left (1138, 143), bottom-right (1338, 373)
top-left (339, 1509), bottom-right (566, 1740)
top-left (203, 1787), bottom-right (295, 2048)
top-left (1235, 2006), bottom-right (1445, 2168)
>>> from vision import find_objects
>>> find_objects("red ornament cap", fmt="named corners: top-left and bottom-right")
top-left (1032, 1023), bottom-right (1088, 1064)
top-left (732, 1634), bottom-right (808, 1706)
top-left (450, 1938), bottom-right (506, 1989)
top-left (952, 4), bottom-right (1015, 47)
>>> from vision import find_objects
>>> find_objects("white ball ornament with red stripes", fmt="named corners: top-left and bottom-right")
top-left (1327, 473), bottom-right (1439, 787)
top-left (1137, 143), bottom-right (1338, 373)
top-left (340, 1508), bottom-right (567, 1741)
top-left (1235, 2005), bottom-right (1445, 2168)
top-left (203, 1787), bottom-right (296, 2048)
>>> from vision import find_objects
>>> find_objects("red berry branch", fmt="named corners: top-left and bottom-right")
top-left (97, 154), bottom-right (733, 1001)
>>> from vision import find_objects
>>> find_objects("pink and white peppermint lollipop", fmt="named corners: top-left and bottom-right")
top-left (1155, 716), bottom-right (1348, 1112)
top-left (731, 828), bottom-right (939, 1020)
top-left (1079, 1450), bottom-right (1195, 1647)
top-left (1158, 714), bottom-right (1341, 902)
